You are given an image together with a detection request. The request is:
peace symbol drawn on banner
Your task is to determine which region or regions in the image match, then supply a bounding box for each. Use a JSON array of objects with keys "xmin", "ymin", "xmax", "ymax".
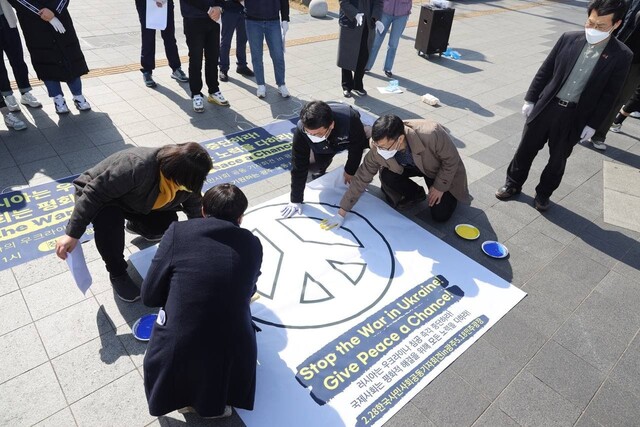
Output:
[{"xmin": 243, "ymin": 202, "xmax": 395, "ymax": 329}]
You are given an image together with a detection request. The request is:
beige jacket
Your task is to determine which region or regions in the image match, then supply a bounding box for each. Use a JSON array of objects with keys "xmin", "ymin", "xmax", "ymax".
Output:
[
  {"xmin": 340, "ymin": 119, "xmax": 471, "ymax": 212},
  {"xmin": 0, "ymin": 0, "xmax": 18, "ymax": 28}
]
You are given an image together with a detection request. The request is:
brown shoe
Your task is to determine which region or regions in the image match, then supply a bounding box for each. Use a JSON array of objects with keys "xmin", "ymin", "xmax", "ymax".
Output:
[
  {"xmin": 495, "ymin": 184, "xmax": 521, "ymax": 200},
  {"xmin": 534, "ymin": 194, "xmax": 550, "ymax": 211}
]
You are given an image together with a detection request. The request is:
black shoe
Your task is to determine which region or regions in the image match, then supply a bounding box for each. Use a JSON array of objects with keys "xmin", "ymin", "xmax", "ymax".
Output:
[
  {"xmin": 342, "ymin": 89, "xmax": 352, "ymax": 98},
  {"xmin": 534, "ymin": 194, "xmax": 550, "ymax": 211},
  {"xmin": 125, "ymin": 221, "xmax": 164, "ymax": 242},
  {"xmin": 352, "ymin": 88, "xmax": 368, "ymax": 96},
  {"xmin": 311, "ymin": 170, "xmax": 326, "ymax": 180},
  {"xmin": 396, "ymin": 187, "xmax": 427, "ymax": 211},
  {"xmin": 219, "ymin": 71, "xmax": 228, "ymax": 82},
  {"xmin": 236, "ymin": 66, "xmax": 255, "ymax": 77},
  {"xmin": 142, "ymin": 71, "xmax": 157, "ymax": 88},
  {"xmin": 384, "ymin": 70, "xmax": 393, "ymax": 78},
  {"xmin": 495, "ymin": 184, "xmax": 521, "ymax": 200},
  {"xmin": 109, "ymin": 273, "xmax": 141, "ymax": 303}
]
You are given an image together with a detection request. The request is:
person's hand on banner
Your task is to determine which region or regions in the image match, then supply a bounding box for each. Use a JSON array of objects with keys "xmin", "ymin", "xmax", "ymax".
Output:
[
  {"xmin": 521, "ymin": 101, "xmax": 534, "ymax": 117},
  {"xmin": 155, "ymin": 0, "xmax": 167, "ymax": 6},
  {"xmin": 355, "ymin": 13, "xmax": 364, "ymax": 26},
  {"xmin": 343, "ymin": 171, "xmax": 353, "ymax": 185},
  {"xmin": 320, "ymin": 210, "xmax": 346, "ymax": 231},
  {"xmin": 281, "ymin": 202, "xmax": 302, "ymax": 218},
  {"xmin": 55, "ymin": 235, "xmax": 79, "ymax": 260},
  {"xmin": 375, "ymin": 20, "xmax": 385, "ymax": 34},
  {"xmin": 49, "ymin": 17, "xmax": 66, "ymax": 33},
  {"xmin": 580, "ymin": 125, "xmax": 595, "ymax": 142},
  {"xmin": 281, "ymin": 20, "xmax": 289, "ymax": 36}
]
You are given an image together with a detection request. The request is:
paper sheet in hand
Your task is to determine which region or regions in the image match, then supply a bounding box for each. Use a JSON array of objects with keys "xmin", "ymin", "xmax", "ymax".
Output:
[
  {"xmin": 145, "ymin": 0, "xmax": 167, "ymax": 30},
  {"xmin": 66, "ymin": 244, "xmax": 92, "ymax": 294}
]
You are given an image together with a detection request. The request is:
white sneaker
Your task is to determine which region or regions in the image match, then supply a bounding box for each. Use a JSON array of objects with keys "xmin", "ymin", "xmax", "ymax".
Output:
[
  {"xmin": 4, "ymin": 95, "xmax": 20, "ymax": 112},
  {"xmin": 53, "ymin": 95, "xmax": 70, "ymax": 114},
  {"xmin": 20, "ymin": 92, "xmax": 42, "ymax": 108},
  {"xmin": 278, "ymin": 85, "xmax": 290, "ymax": 98},
  {"xmin": 73, "ymin": 95, "xmax": 91, "ymax": 111},
  {"xmin": 609, "ymin": 123, "xmax": 622, "ymax": 133},
  {"xmin": 590, "ymin": 139, "xmax": 606, "ymax": 151},
  {"xmin": 629, "ymin": 111, "xmax": 640, "ymax": 118},
  {"xmin": 207, "ymin": 91, "xmax": 229, "ymax": 106},
  {"xmin": 192, "ymin": 94, "xmax": 204, "ymax": 113},
  {"xmin": 4, "ymin": 112, "xmax": 27, "ymax": 130},
  {"xmin": 256, "ymin": 85, "xmax": 266, "ymax": 99}
]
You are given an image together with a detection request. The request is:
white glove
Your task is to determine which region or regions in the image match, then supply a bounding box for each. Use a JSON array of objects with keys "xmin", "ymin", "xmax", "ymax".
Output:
[
  {"xmin": 521, "ymin": 101, "xmax": 534, "ymax": 117},
  {"xmin": 50, "ymin": 17, "xmax": 66, "ymax": 34},
  {"xmin": 375, "ymin": 20, "xmax": 385, "ymax": 34},
  {"xmin": 280, "ymin": 202, "xmax": 302, "ymax": 218},
  {"xmin": 355, "ymin": 13, "xmax": 364, "ymax": 26},
  {"xmin": 580, "ymin": 125, "xmax": 595, "ymax": 142},
  {"xmin": 320, "ymin": 213, "xmax": 345, "ymax": 231},
  {"xmin": 281, "ymin": 20, "xmax": 289, "ymax": 36}
]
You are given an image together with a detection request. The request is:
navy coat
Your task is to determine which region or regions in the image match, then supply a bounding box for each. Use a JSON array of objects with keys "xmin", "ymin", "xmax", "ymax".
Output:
[
  {"xmin": 142, "ymin": 217, "xmax": 263, "ymax": 417},
  {"xmin": 8, "ymin": 0, "xmax": 89, "ymax": 82}
]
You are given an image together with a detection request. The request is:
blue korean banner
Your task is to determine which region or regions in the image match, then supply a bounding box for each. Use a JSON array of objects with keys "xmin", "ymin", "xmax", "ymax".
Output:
[{"xmin": 0, "ymin": 117, "xmax": 298, "ymax": 271}]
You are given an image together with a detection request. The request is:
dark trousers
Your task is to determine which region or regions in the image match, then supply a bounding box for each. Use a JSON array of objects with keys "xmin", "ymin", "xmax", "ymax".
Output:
[
  {"xmin": 0, "ymin": 15, "xmax": 31, "ymax": 94},
  {"xmin": 184, "ymin": 17, "xmax": 220, "ymax": 97},
  {"xmin": 380, "ymin": 165, "xmax": 458, "ymax": 222},
  {"xmin": 341, "ymin": 24, "xmax": 369, "ymax": 91},
  {"xmin": 622, "ymin": 82, "xmax": 640, "ymax": 114},
  {"xmin": 506, "ymin": 103, "xmax": 576, "ymax": 199},
  {"xmin": 219, "ymin": 8, "xmax": 248, "ymax": 72},
  {"xmin": 135, "ymin": 0, "xmax": 181, "ymax": 73},
  {"xmin": 593, "ymin": 63, "xmax": 640, "ymax": 142},
  {"xmin": 93, "ymin": 205, "xmax": 177, "ymax": 277}
]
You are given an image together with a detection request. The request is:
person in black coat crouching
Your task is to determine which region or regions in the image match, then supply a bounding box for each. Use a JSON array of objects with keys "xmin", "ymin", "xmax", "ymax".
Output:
[{"xmin": 142, "ymin": 183, "xmax": 263, "ymax": 419}]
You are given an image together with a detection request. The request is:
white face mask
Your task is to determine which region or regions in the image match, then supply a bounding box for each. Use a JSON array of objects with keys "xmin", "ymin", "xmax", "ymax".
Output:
[
  {"xmin": 585, "ymin": 27, "xmax": 612, "ymax": 45},
  {"xmin": 307, "ymin": 133, "xmax": 326, "ymax": 143},
  {"xmin": 305, "ymin": 127, "xmax": 331, "ymax": 143},
  {"xmin": 377, "ymin": 148, "xmax": 397, "ymax": 160}
]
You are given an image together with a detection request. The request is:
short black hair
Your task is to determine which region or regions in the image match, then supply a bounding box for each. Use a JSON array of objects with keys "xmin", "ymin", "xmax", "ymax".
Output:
[
  {"xmin": 371, "ymin": 115, "xmax": 405, "ymax": 143},
  {"xmin": 588, "ymin": 0, "xmax": 628, "ymax": 24},
  {"xmin": 156, "ymin": 142, "xmax": 213, "ymax": 192},
  {"xmin": 202, "ymin": 183, "xmax": 248, "ymax": 224},
  {"xmin": 300, "ymin": 101, "xmax": 333, "ymax": 130}
]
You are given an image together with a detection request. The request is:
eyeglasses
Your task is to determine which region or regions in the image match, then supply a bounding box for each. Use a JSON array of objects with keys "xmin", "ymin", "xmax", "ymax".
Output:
[
  {"xmin": 374, "ymin": 136, "xmax": 401, "ymax": 151},
  {"xmin": 585, "ymin": 19, "xmax": 613, "ymax": 32}
]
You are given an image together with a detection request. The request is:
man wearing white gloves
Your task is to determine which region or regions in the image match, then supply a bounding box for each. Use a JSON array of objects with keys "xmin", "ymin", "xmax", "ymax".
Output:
[
  {"xmin": 281, "ymin": 100, "xmax": 369, "ymax": 218},
  {"xmin": 496, "ymin": 0, "xmax": 632, "ymax": 211},
  {"xmin": 337, "ymin": 0, "xmax": 383, "ymax": 97},
  {"xmin": 244, "ymin": 0, "xmax": 290, "ymax": 99}
]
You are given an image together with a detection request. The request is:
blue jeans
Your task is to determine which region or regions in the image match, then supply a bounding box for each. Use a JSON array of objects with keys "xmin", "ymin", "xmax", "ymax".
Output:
[
  {"xmin": 366, "ymin": 13, "xmax": 409, "ymax": 72},
  {"xmin": 43, "ymin": 77, "xmax": 82, "ymax": 97},
  {"xmin": 219, "ymin": 7, "xmax": 248, "ymax": 72},
  {"xmin": 245, "ymin": 19, "xmax": 285, "ymax": 86}
]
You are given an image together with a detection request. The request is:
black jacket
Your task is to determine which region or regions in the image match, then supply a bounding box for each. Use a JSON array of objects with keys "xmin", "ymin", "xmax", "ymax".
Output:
[
  {"xmin": 8, "ymin": 0, "xmax": 89, "ymax": 81},
  {"xmin": 142, "ymin": 218, "xmax": 263, "ymax": 416},
  {"xmin": 67, "ymin": 147, "xmax": 203, "ymax": 239},
  {"xmin": 180, "ymin": 0, "xmax": 224, "ymax": 19},
  {"xmin": 525, "ymin": 31, "xmax": 633, "ymax": 139},
  {"xmin": 244, "ymin": 0, "xmax": 289, "ymax": 21},
  {"xmin": 290, "ymin": 103, "xmax": 368, "ymax": 203}
]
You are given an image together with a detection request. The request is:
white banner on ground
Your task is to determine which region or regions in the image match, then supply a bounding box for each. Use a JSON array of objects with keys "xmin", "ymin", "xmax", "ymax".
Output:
[{"xmin": 130, "ymin": 169, "xmax": 526, "ymax": 427}]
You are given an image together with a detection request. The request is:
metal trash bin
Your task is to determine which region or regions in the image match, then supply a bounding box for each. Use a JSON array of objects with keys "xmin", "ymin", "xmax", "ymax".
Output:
[{"xmin": 414, "ymin": 4, "xmax": 455, "ymax": 57}]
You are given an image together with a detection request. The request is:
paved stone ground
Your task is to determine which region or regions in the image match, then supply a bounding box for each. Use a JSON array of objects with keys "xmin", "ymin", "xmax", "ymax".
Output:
[{"xmin": 2, "ymin": 0, "xmax": 640, "ymax": 426}]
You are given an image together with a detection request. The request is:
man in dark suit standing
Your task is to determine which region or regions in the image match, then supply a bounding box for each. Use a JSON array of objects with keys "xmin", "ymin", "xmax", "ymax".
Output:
[{"xmin": 495, "ymin": 0, "xmax": 633, "ymax": 211}]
